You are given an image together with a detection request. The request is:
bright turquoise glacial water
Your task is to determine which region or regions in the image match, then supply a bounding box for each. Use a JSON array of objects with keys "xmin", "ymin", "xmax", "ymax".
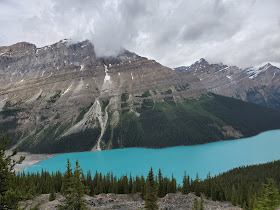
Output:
[{"xmin": 25, "ymin": 130, "xmax": 280, "ymax": 182}]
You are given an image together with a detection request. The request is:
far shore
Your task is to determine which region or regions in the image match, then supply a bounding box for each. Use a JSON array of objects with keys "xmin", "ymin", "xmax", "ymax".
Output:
[
  {"xmin": 8, "ymin": 129, "xmax": 280, "ymax": 173},
  {"xmin": 7, "ymin": 151, "xmax": 58, "ymax": 173}
]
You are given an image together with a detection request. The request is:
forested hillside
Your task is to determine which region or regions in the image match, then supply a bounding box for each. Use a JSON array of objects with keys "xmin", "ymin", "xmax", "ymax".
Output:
[{"xmin": 106, "ymin": 93, "xmax": 280, "ymax": 149}]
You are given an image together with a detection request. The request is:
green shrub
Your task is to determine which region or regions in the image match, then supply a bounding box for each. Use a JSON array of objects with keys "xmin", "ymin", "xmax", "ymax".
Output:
[{"xmin": 48, "ymin": 90, "xmax": 62, "ymax": 103}]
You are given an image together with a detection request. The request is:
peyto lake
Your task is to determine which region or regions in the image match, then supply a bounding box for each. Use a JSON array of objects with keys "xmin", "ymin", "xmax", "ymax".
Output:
[{"xmin": 25, "ymin": 130, "xmax": 280, "ymax": 182}]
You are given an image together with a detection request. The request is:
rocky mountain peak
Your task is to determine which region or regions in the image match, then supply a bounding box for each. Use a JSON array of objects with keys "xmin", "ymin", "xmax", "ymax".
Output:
[
  {"xmin": 188, "ymin": 58, "xmax": 210, "ymax": 70},
  {"xmin": 101, "ymin": 49, "xmax": 143, "ymax": 67},
  {"xmin": 0, "ymin": 42, "xmax": 36, "ymax": 57},
  {"xmin": 196, "ymin": 58, "xmax": 209, "ymax": 66},
  {"xmin": 246, "ymin": 63, "xmax": 276, "ymax": 79},
  {"xmin": 173, "ymin": 58, "xmax": 210, "ymax": 72},
  {"xmin": 260, "ymin": 63, "xmax": 272, "ymax": 70}
]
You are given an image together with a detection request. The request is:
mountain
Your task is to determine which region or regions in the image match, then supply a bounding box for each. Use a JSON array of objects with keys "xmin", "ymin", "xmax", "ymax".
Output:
[
  {"xmin": 1, "ymin": 40, "xmax": 280, "ymax": 153},
  {"xmin": 175, "ymin": 59, "xmax": 280, "ymax": 111},
  {"xmin": 175, "ymin": 58, "xmax": 209, "ymax": 72}
]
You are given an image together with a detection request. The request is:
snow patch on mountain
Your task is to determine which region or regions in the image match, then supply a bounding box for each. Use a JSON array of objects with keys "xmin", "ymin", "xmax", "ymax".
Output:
[
  {"xmin": 62, "ymin": 82, "xmax": 74, "ymax": 96},
  {"xmin": 104, "ymin": 64, "xmax": 110, "ymax": 82},
  {"xmin": 246, "ymin": 63, "xmax": 272, "ymax": 79}
]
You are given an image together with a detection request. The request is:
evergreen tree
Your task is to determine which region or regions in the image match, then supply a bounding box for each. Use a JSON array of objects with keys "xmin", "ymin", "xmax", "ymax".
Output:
[
  {"xmin": 167, "ymin": 173, "xmax": 176, "ymax": 193},
  {"xmin": 192, "ymin": 198, "xmax": 199, "ymax": 210},
  {"xmin": 122, "ymin": 175, "xmax": 129, "ymax": 194},
  {"xmin": 129, "ymin": 174, "xmax": 133, "ymax": 193},
  {"xmin": 193, "ymin": 173, "xmax": 200, "ymax": 196},
  {"xmin": 252, "ymin": 194, "xmax": 258, "ymax": 210},
  {"xmin": 49, "ymin": 176, "xmax": 56, "ymax": 201},
  {"xmin": 60, "ymin": 159, "xmax": 88, "ymax": 210},
  {"xmin": 157, "ymin": 169, "xmax": 164, "ymax": 197},
  {"xmin": 205, "ymin": 172, "xmax": 211, "ymax": 197},
  {"xmin": 49, "ymin": 191, "xmax": 56, "ymax": 201},
  {"xmin": 182, "ymin": 171, "xmax": 190, "ymax": 194},
  {"xmin": 199, "ymin": 195, "xmax": 204, "ymax": 210},
  {"xmin": 140, "ymin": 175, "xmax": 146, "ymax": 198},
  {"xmin": 61, "ymin": 159, "xmax": 72, "ymax": 195},
  {"xmin": 256, "ymin": 178, "xmax": 280, "ymax": 210},
  {"xmin": 0, "ymin": 129, "xmax": 25, "ymax": 209},
  {"xmin": 231, "ymin": 185, "xmax": 238, "ymax": 206},
  {"xmin": 145, "ymin": 168, "xmax": 158, "ymax": 210},
  {"xmin": 242, "ymin": 201, "xmax": 247, "ymax": 210}
]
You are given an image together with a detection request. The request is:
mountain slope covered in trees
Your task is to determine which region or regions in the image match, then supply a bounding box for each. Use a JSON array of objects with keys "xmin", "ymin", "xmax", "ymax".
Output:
[{"xmin": 14, "ymin": 93, "xmax": 280, "ymax": 153}]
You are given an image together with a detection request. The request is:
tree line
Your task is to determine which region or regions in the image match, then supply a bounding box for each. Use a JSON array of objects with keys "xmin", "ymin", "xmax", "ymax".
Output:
[
  {"xmin": 3, "ymin": 160, "xmax": 280, "ymax": 209},
  {"xmin": 1, "ymin": 130, "xmax": 280, "ymax": 209}
]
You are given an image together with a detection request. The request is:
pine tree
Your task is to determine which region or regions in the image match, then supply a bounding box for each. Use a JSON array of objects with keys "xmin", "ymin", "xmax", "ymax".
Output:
[
  {"xmin": 231, "ymin": 185, "xmax": 238, "ymax": 206},
  {"xmin": 49, "ymin": 191, "xmax": 56, "ymax": 201},
  {"xmin": 0, "ymin": 129, "xmax": 25, "ymax": 209},
  {"xmin": 71, "ymin": 159, "xmax": 88, "ymax": 209},
  {"xmin": 182, "ymin": 171, "xmax": 190, "ymax": 194},
  {"xmin": 140, "ymin": 175, "xmax": 146, "ymax": 198},
  {"xmin": 157, "ymin": 169, "xmax": 164, "ymax": 197},
  {"xmin": 61, "ymin": 159, "xmax": 72, "ymax": 195},
  {"xmin": 252, "ymin": 194, "xmax": 258, "ymax": 210},
  {"xmin": 199, "ymin": 195, "xmax": 204, "ymax": 210},
  {"xmin": 129, "ymin": 174, "xmax": 133, "ymax": 193},
  {"xmin": 145, "ymin": 168, "xmax": 158, "ymax": 210},
  {"xmin": 242, "ymin": 200, "xmax": 248, "ymax": 210},
  {"xmin": 49, "ymin": 176, "xmax": 56, "ymax": 201},
  {"xmin": 122, "ymin": 175, "xmax": 129, "ymax": 194},
  {"xmin": 167, "ymin": 173, "xmax": 176, "ymax": 193},
  {"xmin": 192, "ymin": 198, "xmax": 199, "ymax": 210},
  {"xmin": 205, "ymin": 172, "xmax": 211, "ymax": 197},
  {"xmin": 60, "ymin": 159, "xmax": 88, "ymax": 210},
  {"xmin": 193, "ymin": 173, "xmax": 200, "ymax": 196},
  {"xmin": 256, "ymin": 178, "xmax": 280, "ymax": 210}
]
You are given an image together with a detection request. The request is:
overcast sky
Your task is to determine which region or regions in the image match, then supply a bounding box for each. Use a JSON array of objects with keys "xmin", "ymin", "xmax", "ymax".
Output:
[{"xmin": 0, "ymin": 0, "xmax": 280, "ymax": 68}]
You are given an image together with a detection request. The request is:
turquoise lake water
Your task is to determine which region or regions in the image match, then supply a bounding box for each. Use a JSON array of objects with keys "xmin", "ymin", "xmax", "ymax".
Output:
[{"xmin": 25, "ymin": 130, "xmax": 280, "ymax": 182}]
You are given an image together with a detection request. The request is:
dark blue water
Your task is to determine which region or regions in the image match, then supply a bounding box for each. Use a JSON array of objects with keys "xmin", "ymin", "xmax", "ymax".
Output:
[{"xmin": 25, "ymin": 130, "xmax": 280, "ymax": 182}]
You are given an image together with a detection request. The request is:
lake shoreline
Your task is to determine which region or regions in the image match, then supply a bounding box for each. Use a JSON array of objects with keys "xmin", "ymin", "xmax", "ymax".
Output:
[
  {"xmin": 7, "ymin": 151, "xmax": 59, "ymax": 173},
  {"xmin": 12, "ymin": 129, "xmax": 280, "ymax": 173}
]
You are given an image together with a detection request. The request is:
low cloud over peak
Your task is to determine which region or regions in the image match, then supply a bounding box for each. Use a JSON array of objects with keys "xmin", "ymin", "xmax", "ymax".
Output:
[{"xmin": 0, "ymin": 0, "xmax": 279, "ymax": 68}]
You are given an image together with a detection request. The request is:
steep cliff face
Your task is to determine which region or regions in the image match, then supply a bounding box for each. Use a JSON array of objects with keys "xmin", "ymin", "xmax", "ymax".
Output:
[
  {"xmin": 0, "ymin": 40, "xmax": 206, "ymax": 153},
  {"xmin": 175, "ymin": 59, "xmax": 280, "ymax": 110},
  {"xmin": 1, "ymin": 40, "xmax": 280, "ymax": 153}
]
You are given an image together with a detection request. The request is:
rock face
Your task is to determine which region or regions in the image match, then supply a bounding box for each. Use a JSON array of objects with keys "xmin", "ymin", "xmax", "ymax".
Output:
[
  {"xmin": 19, "ymin": 192, "xmax": 241, "ymax": 210},
  {"xmin": 0, "ymin": 40, "xmax": 205, "ymax": 152},
  {"xmin": 175, "ymin": 59, "xmax": 280, "ymax": 111}
]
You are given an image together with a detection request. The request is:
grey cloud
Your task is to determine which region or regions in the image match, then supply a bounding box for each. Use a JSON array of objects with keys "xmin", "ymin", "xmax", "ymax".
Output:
[{"xmin": 0, "ymin": 0, "xmax": 279, "ymax": 68}]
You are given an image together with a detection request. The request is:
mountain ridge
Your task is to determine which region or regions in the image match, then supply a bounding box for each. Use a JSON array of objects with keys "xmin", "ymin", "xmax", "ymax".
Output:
[
  {"xmin": 175, "ymin": 58, "xmax": 280, "ymax": 111},
  {"xmin": 1, "ymin": 40, "xmax": 280, "ymax": 153}
]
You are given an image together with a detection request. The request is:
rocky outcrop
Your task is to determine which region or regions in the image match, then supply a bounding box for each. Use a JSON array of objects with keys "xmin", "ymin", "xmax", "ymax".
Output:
[{"xmin": 19, "ymin": 192, "xmax": 241, "ymax": 210}]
